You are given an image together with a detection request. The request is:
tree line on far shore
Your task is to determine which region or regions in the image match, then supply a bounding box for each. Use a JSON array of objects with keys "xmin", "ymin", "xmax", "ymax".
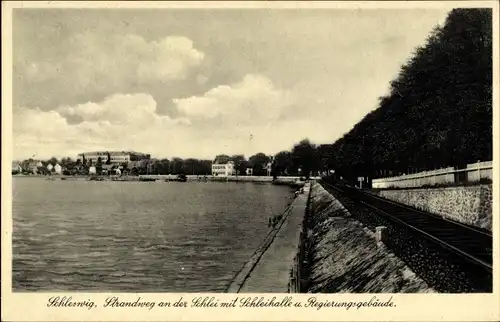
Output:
[{"xmin": 15, "ymin": 141, "xmax": 319, "ymax": 177}]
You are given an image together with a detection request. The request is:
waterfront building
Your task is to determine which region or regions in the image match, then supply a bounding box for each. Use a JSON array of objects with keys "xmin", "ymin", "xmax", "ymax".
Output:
[
  {"xmin": 246, "ymin": 168, "xmax": 253, "ymax": 176},
  {"xmin": 76, "ymin": 151, "xmax": 149, "ymax": 165},
  {"xmin": 46, "ymin": 164, "xmax": 53, "ymax": 172},
  {"xmin": 212, "ymin": 161, "xmax": 236, "ymax": 176},
  {"xmin": 21, "ymin": 160, "xmax": 42, "ymax": 174},
  {"xmin": 54, "ymin": 164, "xmax": 62, "ymax": 175},
  {"xmin": 89, "ymin": 166, "xmax": 97, "ymax": 175}
]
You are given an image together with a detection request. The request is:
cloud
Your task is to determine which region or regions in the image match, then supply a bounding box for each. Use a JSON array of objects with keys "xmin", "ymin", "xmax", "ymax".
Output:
[
  {"xmin": 132, "ymin": 36, "xmax": 205, "ymax": 82},
  {"xmin": 13, "ymin": 93, "xmax": 192, "ymax": 160},
  {"xmin": 13, "ymin": 76, "xmax": 330, "ymax": 161},
  {"xmin": 165, "ymin": 74, "xmax": 337, "ymax": 157},
  {"xmin": 173, "ymin": 74, "xmax": 294, "ymax": 123},
  {"xmin": 18, "ymin": 33, "xmax": 204, "ymax": 95},
  {"xmin": 13, "ymin": 9, "xmax": 451, "ymax": 161},
  {"xmin": 58, "ymin": 93, "xmax": 162, "ymax": 127}
]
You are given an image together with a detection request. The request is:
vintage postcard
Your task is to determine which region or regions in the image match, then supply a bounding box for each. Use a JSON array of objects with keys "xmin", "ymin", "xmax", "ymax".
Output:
[{"xmin": 1, "ymin": 1, "xmax": 499, "ymax": 321}]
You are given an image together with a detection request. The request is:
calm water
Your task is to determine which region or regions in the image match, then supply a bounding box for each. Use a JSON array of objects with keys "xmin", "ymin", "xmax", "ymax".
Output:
[{"xmin": 12, "ymin": 178, "xmax": 293, "ymax": 292}]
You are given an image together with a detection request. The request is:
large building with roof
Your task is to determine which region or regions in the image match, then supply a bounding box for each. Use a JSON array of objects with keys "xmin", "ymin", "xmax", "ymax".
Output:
[
  {"xmin": 76, "ymin": 151, "xmax": 150, "ymax": 165},
  {"xmin": 212, "ymin": 160, "xmax": 236, "ymax": 177}
]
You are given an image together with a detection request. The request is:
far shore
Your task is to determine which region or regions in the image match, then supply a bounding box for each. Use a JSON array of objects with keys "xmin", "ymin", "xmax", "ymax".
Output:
[{"xmin": 12, "ymin": 174, "xmax": 315, "ymax": 186}]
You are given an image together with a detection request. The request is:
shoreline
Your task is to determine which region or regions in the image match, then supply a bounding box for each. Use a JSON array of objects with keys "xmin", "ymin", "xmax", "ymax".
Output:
[
  {"xmin": 226, "ymin": 182, "xmax": 311, "ymax": 292},
  {"xmin": 11, "ymin": 174, "xmax": 312, "ymax": 186}
]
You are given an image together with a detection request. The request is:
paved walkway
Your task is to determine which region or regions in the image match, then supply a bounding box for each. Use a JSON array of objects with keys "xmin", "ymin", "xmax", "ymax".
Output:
[{"xmin": 237, "ymin": 184, "xmax": 309, "ymax": 293}]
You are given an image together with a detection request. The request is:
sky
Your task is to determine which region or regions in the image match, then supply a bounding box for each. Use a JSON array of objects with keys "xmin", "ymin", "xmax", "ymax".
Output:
[{"xmin": 12, "ymin": 8, "xmax": 451, "ymax": 160}]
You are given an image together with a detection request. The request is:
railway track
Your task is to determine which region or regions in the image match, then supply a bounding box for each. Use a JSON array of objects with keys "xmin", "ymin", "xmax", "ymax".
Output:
[{"xmin": 321, "ymin": 181, "xmax": 492, "ymax": 291}]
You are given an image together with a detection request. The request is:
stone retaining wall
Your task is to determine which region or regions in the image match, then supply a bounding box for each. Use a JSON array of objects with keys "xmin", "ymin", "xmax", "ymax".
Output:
[{"xmin": 375, "ymin": 185, "xmax": 492, "ymax": 231}]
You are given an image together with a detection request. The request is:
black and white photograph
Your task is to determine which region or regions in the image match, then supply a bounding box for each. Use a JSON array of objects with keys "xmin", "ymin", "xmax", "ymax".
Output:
[{"xmin": 2, "ymin": 1, "xmax": 498, "ymax": 318}]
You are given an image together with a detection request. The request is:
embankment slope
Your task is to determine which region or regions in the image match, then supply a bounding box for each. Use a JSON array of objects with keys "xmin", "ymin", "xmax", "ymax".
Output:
[{"xmin": 305, "ymin": 182, "xmax": 434, "ymax": 293}]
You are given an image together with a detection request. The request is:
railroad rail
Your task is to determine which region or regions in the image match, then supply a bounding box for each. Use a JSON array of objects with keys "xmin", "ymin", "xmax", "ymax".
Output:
[{"xmin": 321, "ymin": 181, "xmax": 492, "ymax": 274}]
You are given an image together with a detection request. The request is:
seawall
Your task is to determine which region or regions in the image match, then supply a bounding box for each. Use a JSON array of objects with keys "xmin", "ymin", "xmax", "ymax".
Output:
[
  {"xmin": 226, "ymin": 183, "xmax": 310, "ymax": 292},
  {"xmin": 293, "ymin": 182, "xmax": 433, "ymax": 293},
  {"xmin": 373, "ymin": 185, "xmax": 492, "ymax": 231},
  {"xmin": 134, "ymin": 174, "xmax": 317, "ymax": 185},
  {"xmin": 15, "ymin": 174, "xmax": 313, "ymax": 186}
]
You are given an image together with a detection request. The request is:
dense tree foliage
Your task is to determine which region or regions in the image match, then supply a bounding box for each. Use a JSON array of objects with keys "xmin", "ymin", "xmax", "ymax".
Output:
[
  {"xmin": 291, "ymin": 139, "xmax": 318, "ymax": 178},
  {"xmin": 248, "ymin": 153, "xmax": 270, "ymax": 175},
  {"xmin": 230, "ymin": 155, "xmax": 249, "ymax": 175},
  {"xmin": 273, "ymin": 151, "xmax": 293, "ymax": 176}
]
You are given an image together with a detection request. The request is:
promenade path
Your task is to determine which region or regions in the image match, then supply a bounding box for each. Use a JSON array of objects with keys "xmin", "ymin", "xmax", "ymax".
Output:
[{"xmin": 227, "ymin": 183, "xmax": 309, "ymax": 293}]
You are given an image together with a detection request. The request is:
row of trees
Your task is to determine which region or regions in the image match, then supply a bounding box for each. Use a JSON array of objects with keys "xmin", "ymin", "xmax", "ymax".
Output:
[
  {"xmin": 271, "ymin": 139, "xmax": 319, "ymax": 178},
  {"xmin": 17, "ymin": 157, "xmax": 211, "ymax": 176},
  {"xmin": 16, "ymin": 143, "xmax": 323, "ymax": 177},
  {"xmin": 212, "ymin": 153, "xmax": 271, "ymax": 176},
  {"xmin": 212, "ymin": 145, "xmax": 323, "ymax": 178}
]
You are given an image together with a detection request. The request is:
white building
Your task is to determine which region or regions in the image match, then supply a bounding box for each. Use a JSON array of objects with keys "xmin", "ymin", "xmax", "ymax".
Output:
[
  {"xmin": 212, "ymin": 161, "xmax": 236, "ymax": 176},
  {"xmin": 54, "ymin": 164, "xmax": 62, "ymax": 175},
  {"xmin": 46, "ymin": 164, "xmax": 53, "ymax": 172},
  {"xmin": 89, "ymin": 166, "xmax": 97, "ymax": 175}
]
